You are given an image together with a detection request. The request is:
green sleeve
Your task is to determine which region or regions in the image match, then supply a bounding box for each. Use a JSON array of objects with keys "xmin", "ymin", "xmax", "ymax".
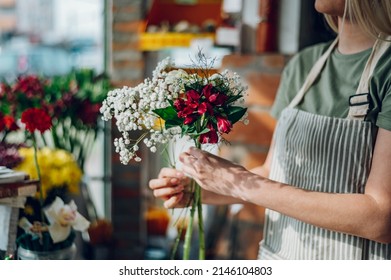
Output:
[
  {"xmin": 270, "ymin": 56, "xmax": 299, "ymax": 120},
  {"xmin": 269, "ymin": 41, "xmax": 334, "ymax": 120},
  {"xmin": 371, "ymin": 48, "xmax": 391, "ymax": 132},
  {"xmin": 376, "ymin": 86, "xmax": 391, "ymax": 131}
]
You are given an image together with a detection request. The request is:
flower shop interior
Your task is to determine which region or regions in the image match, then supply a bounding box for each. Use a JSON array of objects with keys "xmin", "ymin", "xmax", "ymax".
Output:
[{"xmin": 0, "ymin": 0, "xmax": 334, "ymax": 260}]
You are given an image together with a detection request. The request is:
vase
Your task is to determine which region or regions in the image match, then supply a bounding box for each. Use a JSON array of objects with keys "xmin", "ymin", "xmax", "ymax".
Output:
[{"xmin": 17, "ymin": 243, "xmax": 77, "ymax": 260}]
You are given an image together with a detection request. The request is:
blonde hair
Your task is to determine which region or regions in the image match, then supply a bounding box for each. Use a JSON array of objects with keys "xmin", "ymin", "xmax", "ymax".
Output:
[{"xmin": 324, "ymin": 0, "xmax": 391, "ymax": 39}]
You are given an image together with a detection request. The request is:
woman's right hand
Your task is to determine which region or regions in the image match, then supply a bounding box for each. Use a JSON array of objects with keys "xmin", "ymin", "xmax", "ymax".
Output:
[{"xmin": 148, "ymin": 167, "xmax": 191, "ymax": 208}]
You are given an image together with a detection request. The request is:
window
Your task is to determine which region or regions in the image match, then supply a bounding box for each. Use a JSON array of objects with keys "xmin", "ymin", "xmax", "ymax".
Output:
[{"xmin": 0, "ymin": 0, "xmax": 107, "ymax": 219}]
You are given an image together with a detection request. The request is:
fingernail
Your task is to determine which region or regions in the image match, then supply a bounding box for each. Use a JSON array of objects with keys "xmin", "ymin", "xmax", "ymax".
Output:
[{"xmin": 170, "ymin": 178, "xmax": 178, "ymax": 184}]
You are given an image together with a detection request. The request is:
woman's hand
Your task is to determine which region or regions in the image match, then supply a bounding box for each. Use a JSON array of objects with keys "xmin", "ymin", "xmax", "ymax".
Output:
[
  {"xmin": 148, "ymin": 167, "xmax": 192, "ymax": 208},
  {"xmin": 179, "ymin": 147, "xmax": 248, "ymax": 199}
]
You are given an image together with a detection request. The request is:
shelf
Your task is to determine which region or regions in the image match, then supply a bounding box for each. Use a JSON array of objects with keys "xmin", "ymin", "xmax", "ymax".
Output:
[
  {"xmin": 140, "ymin": 0, "xmax": 222, "ymax": 51},
  {"xmin": 139, "ymin": 32, "xmax": 215, "ymax": 51}
]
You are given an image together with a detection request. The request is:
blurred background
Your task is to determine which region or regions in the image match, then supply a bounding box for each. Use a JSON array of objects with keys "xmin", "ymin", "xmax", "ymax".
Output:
[
  {"xmin": 0, "ymin": 0, "xmax": 104, "ymax": 78},
  {"xmin": 0, "ymin": 0, "xmax": 334, "ymax": 260}
]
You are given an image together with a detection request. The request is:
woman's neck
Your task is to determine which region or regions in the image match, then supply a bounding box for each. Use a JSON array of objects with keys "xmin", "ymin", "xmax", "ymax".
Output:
[{"xmin": 337, "ymin": 18, "xmax": 376, "ymax": 54}]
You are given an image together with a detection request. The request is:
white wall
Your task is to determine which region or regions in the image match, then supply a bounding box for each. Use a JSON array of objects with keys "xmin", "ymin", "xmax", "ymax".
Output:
[{"xmin": 277, "ymin": 0, "xmax": 302, "ymax": 54}]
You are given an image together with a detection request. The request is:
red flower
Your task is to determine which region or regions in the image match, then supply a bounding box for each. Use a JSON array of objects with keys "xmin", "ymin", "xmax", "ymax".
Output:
[
  {"xmin": 12, "ymin": 76, "xmax": 45, "ymax": 99},
  {"xmin": 47, "ymin": 92, "xmax": 74, "ymax": 118},
  {"xmin": 174, "ymin": 99, "xmax": 185, "ymax": 111},
  {"xmin": 196, "ymin": 101, "xmax": 214, "ymax": 116},
  {"xmin": 4, "ymin": 115, "xmax": 19, "ymax": 131},
  {"xmin": 216, "ymin": 116, "xmax": 232, "ymax": 134},
  {"xmin": 184, "ymin": 114, "xmax": 198, "ymax": 125},
  {"xmin": 0, "ymin": 83, "xmax": 10, "ymax": 99},
  {"xmin": 199, "ymin": 123, "xmax": 218, "ymax": 144},
  {"xmin": 79, "ymin": 100, "xmax": 101, "ymax": 126},
  {"xmin": 173, "ymin": 85, "xmax": 231, "ymax": 133},
  {"xmin": 186, "ymin": 89, "xmax": 201, "ymax": 102},
  {"xmin": 21, "ymin": 108, "xmax": 52, "ymax": 133},
  {"xmin": 203, "ymin": 84, "xmax": 228, "ymax": 106},
  {"xmin": 175, "ymin": 92, "xmax": 200, "ymax": 121},
  {"xmin": 175, "ymin": 87, "xmax": 216, "ymax": 123}
]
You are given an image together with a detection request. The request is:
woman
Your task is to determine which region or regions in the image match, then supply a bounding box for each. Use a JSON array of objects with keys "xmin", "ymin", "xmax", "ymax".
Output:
[{"xmin": 149, "ymin": 0, "xmax": 391, "ymax": 259}]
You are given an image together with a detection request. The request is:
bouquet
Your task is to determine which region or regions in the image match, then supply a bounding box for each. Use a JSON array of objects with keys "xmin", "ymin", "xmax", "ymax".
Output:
[{"xmin": 100, "ymin": 52, "xmax": 248, "ymax": 259}]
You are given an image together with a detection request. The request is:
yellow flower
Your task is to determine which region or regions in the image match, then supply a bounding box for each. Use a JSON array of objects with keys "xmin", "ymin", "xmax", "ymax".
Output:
[
  {"xmin": 153, "ymin": 117, "xmax": 165, "ymax": 130},
  {"xmin": 14, "ymin": 147, "xmax": 83, "ymax": 199}
]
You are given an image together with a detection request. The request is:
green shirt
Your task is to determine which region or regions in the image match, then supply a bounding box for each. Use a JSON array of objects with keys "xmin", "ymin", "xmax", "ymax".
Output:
[{"xmin": 271, "ymin": 40, "xmax": 391, "ymax": 131}]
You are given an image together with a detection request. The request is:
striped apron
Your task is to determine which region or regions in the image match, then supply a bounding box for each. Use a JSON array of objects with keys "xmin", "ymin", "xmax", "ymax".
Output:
[{"xmin": 258, "ymin": 38, "xmax": 391, "ymax": 260}]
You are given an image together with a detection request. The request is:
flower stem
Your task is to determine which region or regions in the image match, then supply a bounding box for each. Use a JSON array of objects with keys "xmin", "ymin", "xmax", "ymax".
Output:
[
  {"xmin": 182, "ymin": 179, "xmax": 196, "ymax": 260},
  {"xmin": 32, "ymin": 133, "xmax": 44, "ymax": 223},
  {"xmin": 1, "ymin": 131, "xmax": 8, "ymax": 143},
  {"xmin": 182, "ymin": 140, "xmax": 205, "ymax": 260},
  {"xmin": 194, "ymin": 140, "xmax": 205, "ymax": 260},
  {"xmin": 196, "ymin": 183, "xmax": 205, "ymax": 259}
]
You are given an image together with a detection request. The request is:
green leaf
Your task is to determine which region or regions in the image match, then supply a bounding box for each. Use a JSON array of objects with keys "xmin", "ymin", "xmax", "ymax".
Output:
[
  {"xmin": 194, "ymin": 127, "xmax": 210, "ymax": 135},
  {"xmin": 227, "ymin": 107, "xmax": 247, "ymax": 124},
  {"xmin": 181, "ymin": 125, "xmax": 190, "ymax": 136},
  {"xmin": 153, "ymin": 106, "xmax": 178, "ymax": 121},
  {"xmin": 226, "ymin": 95, "xmax": 243, "ymax": 104},
  {"xmin": 184, "ymin": 85, "xmax": 191, "ymax": 92},
  {"xmin": 165, "ymin": 118, "xmax": 183, "ymax": 129}
]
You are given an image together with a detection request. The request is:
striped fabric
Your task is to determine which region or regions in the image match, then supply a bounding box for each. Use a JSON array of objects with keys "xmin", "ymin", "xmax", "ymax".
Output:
[
  {"xmin": 258, "ymin": 108, "xmax": 391, "ymax": 259},
  {"xmin": 258, "ymin": 37, "xmax": 391, "ymax": 260}
]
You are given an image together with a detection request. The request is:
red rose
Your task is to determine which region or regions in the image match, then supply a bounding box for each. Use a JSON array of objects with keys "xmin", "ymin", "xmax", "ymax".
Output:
[
  {"xmin": 21, "ymin": 108, "xmax": 52, "ymax": 133},
  {"xmin": 216, "ymin": 116, "xmax": 232, "ymax": 134}
]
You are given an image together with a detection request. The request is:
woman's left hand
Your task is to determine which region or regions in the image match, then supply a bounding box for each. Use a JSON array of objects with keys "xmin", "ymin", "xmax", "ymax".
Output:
[{"xmin": 179, "ymin": 147, "xmax": 247, "ymax": 198}]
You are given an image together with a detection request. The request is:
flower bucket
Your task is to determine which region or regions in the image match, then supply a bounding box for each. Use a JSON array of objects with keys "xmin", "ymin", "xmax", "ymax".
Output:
[{"xmin": 17, "ymin": 243, "xmax": 77, "ymax": 260}]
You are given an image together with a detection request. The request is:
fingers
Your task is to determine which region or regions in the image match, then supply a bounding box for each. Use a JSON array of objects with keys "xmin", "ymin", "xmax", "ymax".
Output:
[
  {"xmin": 150, "ymin": 167, "xmax": 185, "ymax": 192},
  {"xmin": 149, "ymin": 176, "xmax": 174, "ymax": 190},
  {"xmin": 149, "ymin": 171, "xmax": 189, "ymax": 191},
  {"xmin": 152, "ymin": 184, "xmax": 184, "ymax": 199},
  {"xmin": 149, "ymin": 167, "xmax": 190, "ymax": 209},
  {"xmin": 158, "ymin": 167, "xmax": 185, "ymax": 179},
  {"xmin": 163, "ymin": 192, "xmax": 184, "ymax": 208}
]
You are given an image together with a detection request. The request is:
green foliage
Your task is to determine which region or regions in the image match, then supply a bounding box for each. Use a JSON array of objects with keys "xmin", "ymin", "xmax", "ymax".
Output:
[{"xmin": 0, "ymin": 69, "xmax": 111, "ymax": 169}]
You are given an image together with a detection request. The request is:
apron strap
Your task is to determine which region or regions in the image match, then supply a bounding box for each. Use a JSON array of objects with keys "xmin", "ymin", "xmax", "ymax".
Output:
[
  {"xmin": 288, "ymin": 36, "xmax": 390, "ymax": 121},
  {"xmin": 288, "ymin": 38, "xmax": 339, "ymax": 108},
  {"xmin": 347, "ymin": 37, "xmax": 391, "ymax": 120}
]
